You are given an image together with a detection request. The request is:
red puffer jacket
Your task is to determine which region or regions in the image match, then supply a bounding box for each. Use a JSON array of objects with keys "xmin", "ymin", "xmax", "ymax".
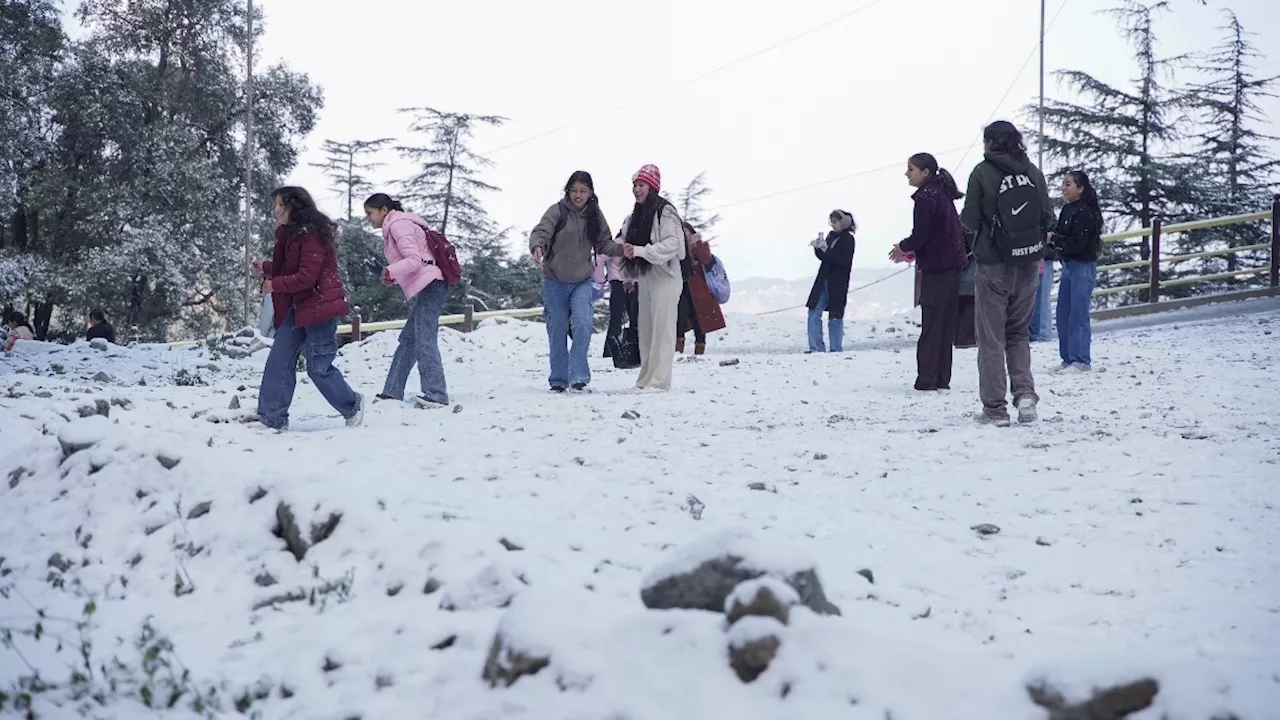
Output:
[{"xmin": 263, "ymin": 225, "xmax": 350, "ymax": 328}]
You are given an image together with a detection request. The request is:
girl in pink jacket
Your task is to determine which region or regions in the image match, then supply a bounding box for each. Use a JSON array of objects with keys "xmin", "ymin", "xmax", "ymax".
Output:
[{"xmin": 363, "ymin": 193, "xmax": 450, "ymax": 409}]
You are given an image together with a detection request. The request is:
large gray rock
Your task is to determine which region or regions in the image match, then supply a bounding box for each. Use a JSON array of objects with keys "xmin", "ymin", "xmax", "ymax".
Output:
[{"xmin": 640, "ymin": 529, "xmax": 831, "ymax": 615}]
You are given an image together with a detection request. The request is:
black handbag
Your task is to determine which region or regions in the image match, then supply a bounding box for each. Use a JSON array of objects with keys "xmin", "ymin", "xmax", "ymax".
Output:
[{"xmin": 610, "ymin": 327, "xmax": 641, "ymax": 369}]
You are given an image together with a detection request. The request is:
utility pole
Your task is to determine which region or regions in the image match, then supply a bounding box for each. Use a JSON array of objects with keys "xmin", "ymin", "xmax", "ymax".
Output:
[
  {"xmin": 243, "ymin": 0, "xmax": 255, "ymax": 325},
  {"xmin": 1034, "ymin": 0, "xmax": 1044, "ymax": 167}
]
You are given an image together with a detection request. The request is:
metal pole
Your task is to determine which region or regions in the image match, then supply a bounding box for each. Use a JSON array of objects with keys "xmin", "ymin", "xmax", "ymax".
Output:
[
  {"xmin": 243, "ymin": 0, "xmax": 255, "ymax": 325},
  {"xmin": 1038, "ymin": 0, "xmax": 1045, "ymax": 169}
]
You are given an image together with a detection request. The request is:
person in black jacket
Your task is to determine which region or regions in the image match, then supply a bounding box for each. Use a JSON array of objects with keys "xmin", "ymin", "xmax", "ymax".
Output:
[
  {"xmin": 85, "ymin": 308, "xmax": 116, "ymax": 344},
  {"xmin": 805, "ymin": 209, "xmax": 856, "ymax": 352},
  {"xmin": 1048, "ymin": 170, "xmax": 1102, "ymax": 372}
]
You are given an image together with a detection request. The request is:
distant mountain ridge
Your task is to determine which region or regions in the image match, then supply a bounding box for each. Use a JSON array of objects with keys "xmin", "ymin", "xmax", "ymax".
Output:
[{"xmin": 728, "ymin": 267, "xmax": 916, "ymax": 319}]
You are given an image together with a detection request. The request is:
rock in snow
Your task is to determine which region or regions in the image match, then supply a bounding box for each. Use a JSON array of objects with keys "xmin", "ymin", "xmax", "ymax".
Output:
[{"xmin": 640, "ymin": 528, "xmax": 833, "ymax": 615}]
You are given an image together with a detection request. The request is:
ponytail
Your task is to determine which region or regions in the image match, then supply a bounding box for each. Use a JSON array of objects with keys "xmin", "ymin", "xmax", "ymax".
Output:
[
  {"xmin": 908, "ymin": 153, "xmax": 964, "ymax": 200},
  {"xmin": 364, "ymin": 193, "xmax": 404, "ymax": 213},
  {"xmin": 936, "ymin": 168, "xmax": 964, "ymax": 200}
]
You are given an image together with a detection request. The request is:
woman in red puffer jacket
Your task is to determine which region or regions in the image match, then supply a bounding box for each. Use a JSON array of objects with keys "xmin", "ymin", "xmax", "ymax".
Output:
[{"xmin": 251, "ymin": 186, "xmax": 364, "ymax": 432}]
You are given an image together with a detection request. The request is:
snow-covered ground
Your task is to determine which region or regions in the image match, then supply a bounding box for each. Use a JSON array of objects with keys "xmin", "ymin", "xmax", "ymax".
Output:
[{"xmin": 2, "ymin": 302, "xmax": 1278, "ymax": 719}]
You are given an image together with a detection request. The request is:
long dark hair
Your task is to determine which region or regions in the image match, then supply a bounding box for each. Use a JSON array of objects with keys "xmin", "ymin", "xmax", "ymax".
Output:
[
  {"xmin": 623, "ymin": 191, "xmax": 668, "ymax": 275},
  {"xmin": 6, "ymin": 311, "xmax": 31, "ymax": 330},
  {"xmin": 563, "ymin": 171, "xmax": 602, "ymax": 245},
  {"xmin": 272, "ymin": 186, "xmax": 335, "ymax": 244},
  {"xmin": 908, "ymin": 153, "xmax": 964, "ymax": 200},
  {"xmin": 983, "ymin": 120, "xmax": 1028, "ymax": 160},
  {"xmin": 1065, "ymin": 170, "xmax": 1101, "ymax": 215},
  {"xmin": 364, "ymin": 193, "xmax": 405, "ymax": 213}
]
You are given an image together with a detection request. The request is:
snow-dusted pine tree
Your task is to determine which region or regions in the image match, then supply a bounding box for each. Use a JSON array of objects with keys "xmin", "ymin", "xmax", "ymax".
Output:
[
  {"xmin": 677, "ymin": 172, "xmax": 723, "ymax": 240},
  {"xmin": 397, "ymin": 107, "xmax": 538, "ymax": 314},
  {"xmin": 311, "ymin": 138, "xmax": 393, "ymax": 221},
  {"xmin": 1177, "ymin": 10, "xmax": 1279, "ymax": 294},
  {"xmin": 1027, "ymin": 0, "xmax": 1200, "ymax": 304},
  {"xmin": 1, "ymin": 0, "xmax": 322, "ymax": 339}
]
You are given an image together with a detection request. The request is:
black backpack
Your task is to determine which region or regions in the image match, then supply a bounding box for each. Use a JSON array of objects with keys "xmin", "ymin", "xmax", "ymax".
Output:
[{"xmin": 990, "ymin": 170, "xmax": 1045, "ymax": 263}]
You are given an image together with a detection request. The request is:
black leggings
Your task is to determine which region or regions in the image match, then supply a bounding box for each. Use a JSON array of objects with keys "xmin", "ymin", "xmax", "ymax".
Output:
[{"xmin": 608, "ymin": 280, "xmax": 638, "ymax": 337}]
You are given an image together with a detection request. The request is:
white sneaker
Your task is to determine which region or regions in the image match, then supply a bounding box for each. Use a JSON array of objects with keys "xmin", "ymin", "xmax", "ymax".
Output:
[
  {"xmin": 1016, "ymin": 396, "xmax": 1038, "ymax": 423},
  {"xmin": 345, "ymin": 394, "xmax": 365, "ymax": 427},
  {"xmin": 413, "ymin": 396, "xmax": 448, "ymax": 410}
]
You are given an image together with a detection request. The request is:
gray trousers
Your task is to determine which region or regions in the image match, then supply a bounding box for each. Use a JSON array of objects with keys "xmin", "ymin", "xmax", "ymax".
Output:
[{"xmin": 975, "ymin": 262, "xmax": 1040, "ymax": 410}]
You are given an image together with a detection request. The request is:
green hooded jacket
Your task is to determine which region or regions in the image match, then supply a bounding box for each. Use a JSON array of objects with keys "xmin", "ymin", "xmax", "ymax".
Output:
[{"xmin": 960, "ymin": 151, "xmax": 1056, "ymax": 265}]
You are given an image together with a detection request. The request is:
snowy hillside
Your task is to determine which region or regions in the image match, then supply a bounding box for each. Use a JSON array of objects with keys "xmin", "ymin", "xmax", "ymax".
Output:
[
  {"xmin": 725, "ymin": 267, "xmax": 916, "ymax": 318},
  {"xmin": 2, "ymin": 304, "xmax": 1279, "ymax": 719}
]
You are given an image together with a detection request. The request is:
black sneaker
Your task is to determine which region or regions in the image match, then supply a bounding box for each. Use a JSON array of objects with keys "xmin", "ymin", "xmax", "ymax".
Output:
[
  {"xmin": 570, "ymin": 383, "xmax": 590, "ymax": 393},
  {"xmin": 550, "ymin": 386, "xmax": 566, "ymax": 394}
]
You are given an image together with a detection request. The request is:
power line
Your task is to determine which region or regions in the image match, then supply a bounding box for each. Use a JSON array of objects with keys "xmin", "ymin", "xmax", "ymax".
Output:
[
  {"xmin": 957, "ymin": 0, "xmax": 1070, "ymax": 168},
  {"xmin": 480, "ymin": 0, "xmax": 891, "ymax": 156},
  {"xmin": 746, "ymin": 0, "xmax": 1071, "ymax": 318},
  {"xmin": 718, "ymin": 0, "xmax": 1071, "ymax": 217}
]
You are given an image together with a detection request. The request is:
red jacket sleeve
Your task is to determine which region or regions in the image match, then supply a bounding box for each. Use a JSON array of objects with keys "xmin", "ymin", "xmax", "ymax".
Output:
[{"xmin": 270, "ymin": 236, "xmax": 325, "ymax": 294}]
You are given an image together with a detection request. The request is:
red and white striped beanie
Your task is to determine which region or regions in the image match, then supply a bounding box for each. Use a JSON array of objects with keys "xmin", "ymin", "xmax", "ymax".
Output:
[{"xmin": 632, "ymin": 164, "xmax": 661, "ymax": 193}]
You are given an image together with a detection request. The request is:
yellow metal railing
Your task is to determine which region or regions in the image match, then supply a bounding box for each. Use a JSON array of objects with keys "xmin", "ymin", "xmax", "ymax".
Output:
[{"xmin": 1052, "ymin": 200, "xmax": 1278, "ymax": 304}]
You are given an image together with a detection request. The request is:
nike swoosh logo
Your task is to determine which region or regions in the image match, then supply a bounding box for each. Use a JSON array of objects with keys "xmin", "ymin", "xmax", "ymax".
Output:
[{"xmin": 1011, "ymin": 202, "xmax": 1030, "ymax": 215}]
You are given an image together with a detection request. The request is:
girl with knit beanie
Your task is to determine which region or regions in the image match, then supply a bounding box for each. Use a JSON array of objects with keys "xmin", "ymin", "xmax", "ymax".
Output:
[{"xmin": 618, "ymin": 164, "xmax": 686, "ymax": 390}]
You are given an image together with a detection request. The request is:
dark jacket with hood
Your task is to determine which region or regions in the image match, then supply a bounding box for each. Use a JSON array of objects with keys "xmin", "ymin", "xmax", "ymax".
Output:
[
  {"xmin": 1053, "ymin": 201, "xmax": 1103, "ymax": 262},
  {"xmin": 960, "ymin": 151, "xmax": 1056, "ymax": 265},
  {"xmin": 806, "ymin": 212, "xmax": 856, "ymax": 319}
]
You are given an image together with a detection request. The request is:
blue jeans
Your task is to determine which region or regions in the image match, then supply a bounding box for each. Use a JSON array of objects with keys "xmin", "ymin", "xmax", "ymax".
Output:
[
  {"xmin": 1056, "ymin": 261, "xmax": 1096, "ymax": 368},
  {"xmin": 1030, "ymin": 261, "xmax": 1055, "ymax": 341},
  {"xmin": 807, "ymin": 285, "xmax": 844, "ymax": 352},
  {"xmin": 543, "ymin": 276, "xmax": 594, "ymax": 388},
  {"xmin": 382, "ymin": 281, "xmax": 449, "ymax": 403},
  {"xmin": 257, "ymin": 308, "xmax": 360, "ymax": 428}
]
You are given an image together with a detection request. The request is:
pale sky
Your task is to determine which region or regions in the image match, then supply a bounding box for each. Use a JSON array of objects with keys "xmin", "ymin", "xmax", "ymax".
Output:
[{"xmin": 160, "ymin": 1, "xmax": 1280, "ymax": 280}]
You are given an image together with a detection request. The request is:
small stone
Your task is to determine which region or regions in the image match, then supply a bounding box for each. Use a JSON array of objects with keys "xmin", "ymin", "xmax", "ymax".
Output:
[
  {"xmin": 971, "ymin": 523, "xmax": 1001, "ymax": 536},
  {"xmin": 683, "ymin": 494, "xmax": 705, "ymax": 520},
  {"xmin": 254, "ymin": 572, "xmax": 277, "ymax": 587},
  {"xmin": 621, "ymin": 410, "xmax": 641, "ymax": 420},
  {"xmin": 236, "ymin": 327, "xmax": 256, "ymax": 338},
  {"xmin": 822, "ymin": 601, "xmax": 842, "ymax": 616},
  {"xmin": 110, "ymin": 397, "xmax": 133, "ymax": 410},
  {"xmin": 1035, "ymin": 536, "xmax": 1053, "ymax": 547},
  {"xmin": 482, "ymin": 633, "xmax": 550, "ymax": 688},
  {"xmin": 725, "ymin": 579, "xmax": 797, "ymax": 626},
  {"xmin": 186, "ymin": 501, "xmax": 212, "ymax": 520},
  {"xmin": 204, "ymin": 363, "xmax": 220, "ymax": 372},
  {"xmin": 499, "ymin": 538, "xmax": 524, "ymax": 552},
  {"xmin": 452, "ymin": 404, "xmax": 463, "ymax": 414},
  {"xmin": 727, "ymin": 617, "xmax": 783, "ymax": 683},
  {"xmin": 747, "ymin": 482, "xmax": 768, "ymax": 491},
  {"xmin": 856, "ymin": 568, "xmax": 874, "ymax": 585},
  {"xmin": 48, "ymin": 553, "xmax": 73, "ymax": 572},
  {"xmin": 813, "ymin": 452, "xmax": 829, "ymax": 461},
  {"xmin": 228, "ymin": 395, "xmax": 241, "ymax": 410},
  {"xmin": 719, "ymin": 359, "xmax": 740, "ymax": 367},
  {"xmin": 156, "ymin": 453, "xmax": 181, "ymax": 470},
  {"xmin": 92, "ymin": 371, "xmax": 113, "ymax": 384},
  {"xmin": 423, "ymin": 577, "xmax": 442, "ymax": 595}
]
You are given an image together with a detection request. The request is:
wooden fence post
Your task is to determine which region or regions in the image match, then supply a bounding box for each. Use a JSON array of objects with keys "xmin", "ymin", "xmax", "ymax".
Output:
[
  {"xmin": 1270, "ymin": 194, "xmax": 1279, "ymax": 288},
  {"xmin": 1149, "ymin": 217, "xmax": 1162, "ymax": 304},
  {"xmin": 351, "ymin": 306, "xmax": 362, "ymax": 342},
  {"xmin": 462, "ymin": 303, "xmax": 474, "ymax": 333}
]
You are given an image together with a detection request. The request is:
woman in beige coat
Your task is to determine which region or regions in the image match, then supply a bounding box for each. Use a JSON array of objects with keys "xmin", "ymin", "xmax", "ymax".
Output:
[{"xmin": 619, "ymin": 164, "xmax": 686, "ymax": 391}]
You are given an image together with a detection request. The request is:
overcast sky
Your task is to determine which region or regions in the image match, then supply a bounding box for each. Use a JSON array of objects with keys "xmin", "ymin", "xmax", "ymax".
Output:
[{"xmin": 219, "ymin": 0, "xmax": 1279, "ymax": 280}]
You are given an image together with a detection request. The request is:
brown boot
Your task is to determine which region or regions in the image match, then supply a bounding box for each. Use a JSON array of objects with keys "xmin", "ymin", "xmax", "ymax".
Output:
[
  {"xmin": 676, "ymin": 337, "xmax": 685, "ymax": 353},
  {"xmin": 694, "ymin": 342, "xmax": 706, "ymax": 356}
]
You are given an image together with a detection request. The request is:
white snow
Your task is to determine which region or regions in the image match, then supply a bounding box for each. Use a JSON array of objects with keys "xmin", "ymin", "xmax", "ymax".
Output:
[
  {"xmin": 725, "ymin": 576, "xmax": 801, "ymax": 615},
  {"xmin": 2, "ymin": 303, "xmax": 1279, "ymax": 719}
]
